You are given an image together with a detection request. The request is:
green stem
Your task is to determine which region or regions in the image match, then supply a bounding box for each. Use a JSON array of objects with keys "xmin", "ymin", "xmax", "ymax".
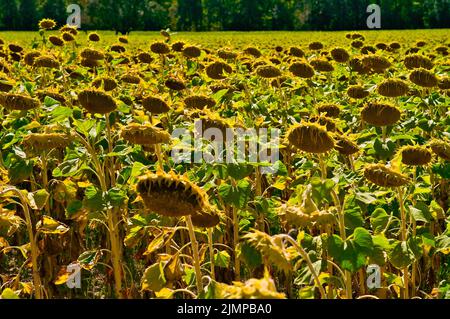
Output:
[{"xmin": 186, "ymin": 215, "xmax": 203, "ymax": 294}]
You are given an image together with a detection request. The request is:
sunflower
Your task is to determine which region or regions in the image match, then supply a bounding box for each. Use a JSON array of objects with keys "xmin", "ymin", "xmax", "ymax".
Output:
[
  {"xmin": 0, "ymin": 93, "xmax": 39, "ymax": 111},
  {"xmin": 364, "ymin": 164, "xmax": 409, "ymax": 187},
  {"xmin": 121, "ymin": 123, "xmax": 171, "ymax": 145},
  {"xmin": 142, "ymin": 96, "xmax": 170, "ymax": 114},
  {"xmin": 39, "ymin": 18, "xmax": 56, "ymax": 30},
  {"xmin": 361, "ymin": 102, "xmax": 401, "ymax": 126},
  {"xmin": 287, "ymin": 122, "xmax": 334, "ymax": 154},
  {"xmin": 400, "ymin": 146, "xmax": 432, "ymax": 166},
  {"xmin": 289, "ymin": 62, "xmax": 314, "ymax": 78},
  {"xmin": 77, "ymin": 89, "xmax": 117, "ymax": 114},
  {"xmin": 377, "ymin": 79, "xmax": 409, "ymax": 97},
  {"xmin": 22, "ymin": 133, "xmax": 71, "ymax": 152},
  {"xmin": 184, "ymin": 95, "xmax": 216, "ymax": 109}
]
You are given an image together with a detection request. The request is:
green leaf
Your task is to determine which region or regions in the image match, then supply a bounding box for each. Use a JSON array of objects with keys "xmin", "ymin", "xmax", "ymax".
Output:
[
  {"xmin": 66, "ymin": 200, "xmax": 83, "ymax": 218},
  {"xmin": 355, "ymin": 192, "xmax": 377, "ymax": 204},
  {"xmin": 27, "ymin": 189, "xmax": 49, "ymax": 210},
  {"xmin": 77, "ymin": 250, "xmax": 100, "ymax": 270},
  {"xmin": 388, "ymin": 241, "xmax": 413, "ymax": 268},
  {"xmin": 83, "ymin": 186, "xmax": 106, "ymax": 212},
  {"xmin": 0, "ymin": 288, "xmax": 19, "ymax": 299},
  {"xmin": 370, "ymin": 208, "xmax": 390, "ymax": 233},
  {"xmin": 239, "ymin": 242, "xmax": 262, "ymax": 269},
  {"xmin": 409, "ymin": 203, "xmax": 432, "ymax": 223},
  {"xmin": 218, "ymin": 179, "xmax": 252, "ymax": 208},
  {"xmin": 214, "ymin": 250, "xmax": 230, "ymax": 268},
  {"xmin": 107, "ymin": 187, "xmax": 128, "ymax": 207}
]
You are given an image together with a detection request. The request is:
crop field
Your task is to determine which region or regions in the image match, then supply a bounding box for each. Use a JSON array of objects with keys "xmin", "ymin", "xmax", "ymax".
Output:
[{"xmin": 0, "ymin": 25, "xmax": 449, "ymax": 300}]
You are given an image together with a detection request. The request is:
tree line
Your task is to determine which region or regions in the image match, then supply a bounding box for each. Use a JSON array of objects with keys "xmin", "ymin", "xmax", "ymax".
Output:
[{"xmin": 0, "ymin": 0, "xmax": 449, "ymax": 32}]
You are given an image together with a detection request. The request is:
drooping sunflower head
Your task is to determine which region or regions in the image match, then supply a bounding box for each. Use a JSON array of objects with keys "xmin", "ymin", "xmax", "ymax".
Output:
[
  {"xmin": 22, "ymin": 133, "xmax": 71, "ymax": 152},
  {"xmin": 361, "ymin": 55, "xmax": 391, "ymax": 71},
  {"xmin": 142, "ymin": 96, "xmax": 170, "ymax": 114},
  {"xmin": 92, "ymin": 77, "xmax": 117, "ymax": 91},
  {"xmin": 183, "ymin": 46, "xmax": 202, "ymax": 58},
  {"xmin": 361, "ymin": 102, "xmax": 401, "ymax": 127},
  {"xmin": 364, "ymin": 164, "xmax": 409, "ymax": 187},
  {"xmin": 77, "ymin": 89, "xmax": 117, "ymax": 114},
  {"xmin": 80, "ymin": 48, "xmax": 105, "ymax": 61},
  {"xmin": 121, "ymin": 123, "xmax": 171, "ymax": 146},
  {"xmin": 334, "ymin": 135, "xmax": 359, "ymax": 155},
  {"xmin": 330, "ymin": 47, "xmax": 349, "ymax": 63},
  {"xmin": 171, "ymin": 41, "xmax": 185, "ymax": 52},
  {"xmin": 409, "ymin": 68, "xmax": 438, "ymax": 88},
  {"xmin": 287, "ymin": 122, "xmax": 334, "ymax": 154},
  {"xmin": 150, "ymin": 42, "xmax": 170, "ymax": 55},
  {"xmin": 347, "ymin": 85, "xmax": 370, "ymax": 99},
  {"xmin": 137, "ymin": 52, "xmax": 153, "ymax": 64},
  {"xmin": 88, "ymin": 32, "xmax": 100, "ymax": 42},
  {"xmin": 404, "ymin": 54, "xmax": 433, "ymax": 70},
  {"xmin": 309, "ymin": 41, "xmax": 324, "ymax": 51},
  {"xmin": 400, "ymin": 145, "xmax": 432, "ymax": 166},
  {"xmin": 0, "ymin": 93, "xmax": 39, "ymax": 111},
  {"xmin": 243, "ymin": 47, "xmax": 262, "ymax": 58},
  {"xmin": 255, "ymin": 65, "xmax": 281, "ymax": 78},
  {"xmin": 33, "ymin": 55, "xmax": 60, "ymax": 69},
  {"xmin": 24, "ymin": 51, "xmax": 41, "ymax": 66},
  {"xmin": 165, "ymin": 77, "xmax": 186, "ymax": 91},
  {"xmin": 121, "ymin": 73, "xmax": 141, "ymax": 84},
  {"xmin": 48, "ymin": 36, "xmax": 64, "ymax": 47},
  {"xmin": 316, "ymin": 103, "xmax": 341, "ymax": 118},
  {"xmin": 377, "ymin": 79, "xmax": 409, "ymax": 97},
  {"xmin": 136, "ymin": 172, "xmax": 212, "ymax": 218},
  {"xmin": 289, "ymin": 61, "xmax": 314, "ymax": 78},
  {"xmin": 206, "ymin": 61, "xmax": 233, "ymax": 80},
  {"xmin": 184, "ymin": 95, "xmax": 216, "ymax": 110},
  {"xmin": 310, "ymin": 58, "xmax": 334, "ymax": 72},
  {"xmin": 429, "ymin": 139, "xmax": 450, "ymax": 161},
  {"xmin": 62, "ymin": 32, "xmax": 75, "ymax": 42}
]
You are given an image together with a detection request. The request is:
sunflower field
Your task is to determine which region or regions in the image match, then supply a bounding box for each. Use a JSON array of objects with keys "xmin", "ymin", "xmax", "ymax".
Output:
[{"xmin": 0, "ymin": 22, "xmax": 449, "ymax": 300}]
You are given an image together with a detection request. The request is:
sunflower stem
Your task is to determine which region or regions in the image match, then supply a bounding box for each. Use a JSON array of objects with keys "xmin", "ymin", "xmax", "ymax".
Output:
[{"xmin": 186, "ymin": 215, "xmax": 203, "ymax": 294}]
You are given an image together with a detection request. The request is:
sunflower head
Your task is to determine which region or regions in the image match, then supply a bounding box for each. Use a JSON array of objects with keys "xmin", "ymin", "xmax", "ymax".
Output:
[
  {"xmin": 400, "ymin": 145, "xmax": 432, "ymax": 166},
  {"xmin": 256, "ymin": 65, "xmax": 281, "ymax": 78},
  {"xmin": 409, "ymin": 68, "xmax": 438, "ymax": 88},
  {"xmin": 361, "ymin": 102, "xmax": 401, "ymax": 127},
  {"xmin": 183, "ymin": 46, "xmax": 202, "ymax": 58},
  {"xmin": 22, "ymin": 133, "xmax": 71, "ymax": 152},
  {"xmin": 334, "ymin": 135, "xmax": 359, "ymax": 155},
  {"xmin": 287, "ymin": 122, "xmax": 334, "ymax": 154},
  {"xmin": 364, "ymin": 164, "xmax": 409, "ymax": 187},
  {"xmin": 142, "ymin": 96, "xmax": 170, "ymax": 114},
  {"xmin": 88, "ymin": 32, "xmax": 100, "ymax": 42},
  {"xmin": 39, "ymin": 18, "xmax": 56, "ymax": 30},
  {"xmin": 165, "ymin": 77, "xmax": 186, "ymax": 91},
  {"xmin": 377, "ymin": 79, "xmax": 409, "ymax": 97},
  {"xmin": 316, "ymin": 103, "xmax": 341, "ymax": 118},
  {"xmin": 404, "ymin": 54, "xmax": 433, "ymax": 70},
  {"xmin": 121, "ymin": 123, "xmax": 170, "ymax": 146},
  {"xmin": 49, "ymin": 36, "xmax": 64, "ymax": 47},
  {"xmin": 184, "ymin": 95, "xmax": 216, "ymax": 110},
  {"xmin": 92, "ymin": 77, "xmax": 117, "ymax": 91},
  {"xmin": 289, "ymin": 62, "xmax": 314, "ymax": 78},
  {"xmin": 136, "ymin": 172, "xmax": 211, "ymax": 218},
  {"xmin": 0, "ymin": 93, "xmax": 39, "ymax": 111},
  {"xmin": 80, "ymin": 48, "xmax": 105, "ymax": 61},
  {"xmin": 347, "ymin": 85, "xmax": 369, "ymax": 99},
  {"xmin": 429, "ymin": 139, "xmax": 450, "ymax": 161},
  {"xmin": 33, "ymin": 55, "xmax": 60, "ymax": 69},
  {"xmin": 330, "ymin": 47, "xmax": 349, "ymax": 63},
  {"xmin": 77, "ymin": 89, "xmax": 117, "ymax": 114},
  {"xmin": 206, "ymin": 61, "xmax": 233, "ymax": 80}
]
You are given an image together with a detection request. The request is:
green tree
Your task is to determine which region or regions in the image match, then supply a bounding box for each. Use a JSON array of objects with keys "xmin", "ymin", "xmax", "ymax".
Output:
[
  {"xmin": 19, "ymin": 0, "xmax": 39, "ymax": 30},
  {"xmin": 0, "ymin": 0, "xmax": 20, "ymax": 30},
  {"xmin": 41, "ymin": 0, "xmax": 67, "ymax": 27},
  {"xmin": 177, "ymin": 0, "xmax": 203, "ymax": 31}
]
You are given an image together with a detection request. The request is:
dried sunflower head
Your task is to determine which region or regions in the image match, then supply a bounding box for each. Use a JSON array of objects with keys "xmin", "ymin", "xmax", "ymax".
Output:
[
  {"xmin": 243, "ymin": 47, "xmax": 262, "ymax": 58},
  {"xmin": 0, "ymin": 93, "xmax": 39, "ymax": 111},
  {"xmin": 361, "ymin": 55, "xmax": 391, "ymax": 71},
  {"xmin": 49, "ymin": 36, "xmax": 64, "ymax": 47},
  {"xmin": 183, "ymin": 46, "xmax": 202, "ymax": 58},
  {"xmin": 218, "ymin": 49, "xmax": 238, "ymax": 60},
  {"xmin": 347, "ymin": 85, "xmax": 369, "ymax": 99},
  {"xmin": 77, "ymin": 89, "xmax": 117, "ymax": 114},
  {"xmin": 110, "ymin": 44, "xmax": 126, "ymax": 53},
  {"xmin": 316, "ymin": 103, "xmax": 340, "ymax": 118},
  {"xmin": 289, "ymin": 62, "xmax": 314, "ymax": 78},
  {"xmin": 364, "ymin": 164, "xmax": 409, "ymax": 187},
  {"xmin": 409, "ymin": 68, "xmax": 438, "ymax": 88},
  {"xmin": 136, "ymin": 172, "xmax": 211, "ymax": 217},
  {"xmin": 361, "ymin": 102, "xmax": 401, "ymax": 126},
  {"xmin": 34, "ymin": 55, "xmax": 60, "ymax": 69},
  {"xmin": 172, "ymin": 41, "xmax": 185, "ymax": 52},
  {"xmin": 429, "ymin": 139, "xmax": 450, "ymax": 161},
  {"xmin": 334, "ymin": 135, "xmax": 359, "ymax": 155},
  {"xmin": 330, "ymin": 47, "xmax": 350, "ymax": 63},
  {"xmin": 22, "ymin": 133, "xmax": 71, "ymax": 152},
  {"xmin": 151, "ymin": 42, "xmax": 170, "ymax": 55},
  {"xmin": 142, "ymin": 96, "xmax": 170, "ymax": 114},
  {"xmin": 206, "ymin": 61, "xmax": 233, "ymax": 80},
  {"xmin": 256, "ymin": 65, "xmax": 281, "ymax": 78},
  {"xmin": 121, "ymin": 123, "xmax": 170, "ymax": 145},
  {"xmin": 377, "ymin": 79, "xmax": 409, "ymax": 97},
  {"xmin": 92, "ymin": 77, "xmax": 117, "ymax": 91},
  {"xmin": 190, "ymin": 209, "xmax": 220, "ymax": 228},
  {"xmin": 88, "ymin": 32, "xmax": 100, "ymax": 42},
  {"xmin": 24, "ymin": 51, "xmax": 41, "ymax": 66},
  {"xmin": 438, "ymin": 76, "xmax": 450, "ymax": 90},
  {"xmin": 165, "ymin": 77, "xmax": 186, "ymax": 91},
  {"xmin": 121, "ymin": 73, "xmax": 141, "ymax": 84},
  {"xmin": 137, "ymin": 52, "xmax": 153, "ymax": 64},
  {"xmin": 309, "ymin": 41, "xmax": 324, "ymax": 50},
  {"xmin": 80, "ymin": 48, "xmax": 104, "ymax": 61},
  {"xmin": 62, "ymin": 32, "xmax": 75, "ymax": 42},
  {"xmin": 289, "ymin": 47, "xmax": 305, "ymax": 58},
  {"xmin": 278, "ymin": 204, "xmax": 312, "ymax": 228},
  {"xmin": 184, "ymin": 95, "xmax": 216, "ymax": 109},
  {"xmin": 404, "ymin": 54, "xmax": 433, "ymax": 70},
  {"xmin": 310, "ymin": 58, "xmax": 334, "ymax": 72},
  {"xmin": 287, "ymin": 122, "xmax": 334, "ymax": 154},
  {"xmin": 400, "ymin": 146, "xmax": 432, "ymax": 166}
]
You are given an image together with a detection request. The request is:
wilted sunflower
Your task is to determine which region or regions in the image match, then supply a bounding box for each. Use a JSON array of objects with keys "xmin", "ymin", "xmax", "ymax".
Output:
[
  {"xmin": 0, "ymin": 93, "xmax": 39, "ymax": 110},
  {"xmin": 404, "ymin": 54, "xmax": 433, "ymax": 70},
  {"xmin": 361, "ymin": 55, "xmax": 391, "ymax": 71},
  {"xmin": 121, "ymin": 123, "xmax": 170, "ymax": 145},
  {"xmin": 243, "ymin": 47, "xmax": 262, "ymax": 58},
  {"xmin": 376, "ymin": 43, "xmax": 387, "ymax": 50},
  {"xmin": 110, "ymin": 44, "xmax": 126, "ymax": 53},
  {"xmin": 77, "ymin": 89, "xmax": 117, "ymax": 114},
  {"xmin": 206, "ymin": 61, "xmax": 233, "ymax": 80},
  {"xmin": 389, "ymin": 42, "xmax": 401, "ymax": 50},
  {"xmin": 349, "ymin": 57, "xmax": 370, "ymax": 74},
  {"xmin": 121, "ymin": 73, "xmax": 141, "ymax": 84},
  {"xmin": 60, "ymin": 25, "xmax": 78, "ymax": 35},
  {"xmin": 22, "ymin": 133, "xmax": 71, "ymax": 152},
  {"xmin": 8, "ymin": 44, "xmax": 23, "ymax": 53},
  {"xmin": 409, "ymin": 68, "xmax": 438, "ymax": 88},
  {"xmin": 309, "ymin": 42, "xmax": 324, "ymax": 50},
  {"xmin": 92, "ymin": 77, "xmax": 117, "ymax": 91},
  {"xmin": 142, "ymin": 96, "xmax": 170, "ymax": 114},
  {"xmin": 438, "ymin": 77, "xmax": 450, "ymax": 90},
  {"xmin": 48, "ymin": 36, "xmax": 64, "ymax": 47},
  {"xmin": 256, "ymin": 65, "xmax": 281, "ymax": 78},
  {"xmin": 0, "ymin": 60, "xmax": 11, "ymax": 73},
  {"xmin": 351, "ymin": 40, "xmax": 364, "ymax": 49},
  {"xmin": 309, "ymin": 116, "xmax": 337, "ymax": 132},
  {"xmin": 364, "ymin": 164, "xmax": 409, "ymax": 187},
  {"xmin": 287, "ymin": 122, "xmax": 334, "ymax": 154},
  {"xmin": 316, "ymin": 103, "xmax": 340, "ymax": 118},
  {"xmin": 377, "ymin": 79, "xmax": 409, "ymax": 97},
  {"xmin": 165, "ymin": 77, "xmax": 186, "ymax": 91},
  {"xmin": 289, "ymin": 47, "xmax": 305, "ymax": 58},
  {"xmin": 37, "ymin": 90, "xmax": 66, "ymax": 104},
  {"xmin": 118, "ymin": 36, "xmax": 128, "ymax": 44},
  {"xmin": 172, "ymin": 41, "xmax": 185, "ymax": 52},
  {"xmin": 289, "ymin": 62, "xmax": 314, "ymax": 78},
  {"xmin": 80, "ymin": 48, "xmax": 105, "ymax": 61},
  {"xmin": 80, "ymin": 58, "xmax": 100, "ymax": 68},
  {"xmin": 136, "ymin": 172, "xmax": 211, "ymax": 217},
  {"xmin": 330, "ymin": 47, "xmax": 349, "ymax": 63},
  {"xmin": 217, "ymin": 49, "xmax": 238, "ymax": 60},
  {"xmin": 183, "ymin": 46, "xmax": 202, "ymax": 58},
  {"xmin": 310, "ymin": 58, "xmax": 334, "ymax": 72},
  {"xmin": 39, "ymin": 18, "xmax": 56, "ymax": 30},
  {"xmin": 62, "ymin": 32, "xmax": 75, "ymax": 42},
  {"xmin": 400, "ymin": 146, "xmax": 432, "ymax": 166},
  {"xmin": 334, "ymin": 135, "xmax": 359, "ymax": 155},
  {"xmin": 429, "ymin": 140, "xmax": 450, "ymax": 161},
  {"xmin": 88, "ymin": 32, "xmax": 100, "ymax": 42},
  {"xmin": 361, "ymin": 102, "xmax": 401, "ymax": 126},
  {"xmin": 137, "ymin": 52, "xmax": 153, "ymax": 64},
  {"xmin": 347, "ymin": 85, "xmax": 369, "ymax": 99},
  {"xmin": 33, "ymin": 55, "xmax": 60, "ymax": 69},
  {"xmin": 150, "ymin": 42, "xmax": 170, "ymax": 55},
  {"xmin": 184, "ymin": 95, "xmax": 216, "ymax": 109},
  {"xmin": 0, "ymin": 76, "xmax": 13, "ymax": 92}
]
